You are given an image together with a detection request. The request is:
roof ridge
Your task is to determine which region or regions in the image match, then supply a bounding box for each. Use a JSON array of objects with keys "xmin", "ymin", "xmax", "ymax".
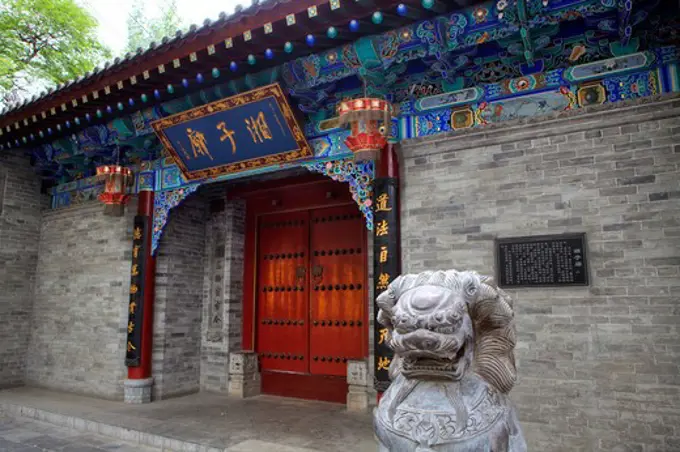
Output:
[{"xmin": 0, "ymin": 0, "xmax": 285, "ymax": 119}]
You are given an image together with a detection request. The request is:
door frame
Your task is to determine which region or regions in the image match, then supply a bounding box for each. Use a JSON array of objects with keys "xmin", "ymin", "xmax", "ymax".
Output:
[{"xmin": 232, "ymin": 174, "xmax": 369, "ymax": 354}]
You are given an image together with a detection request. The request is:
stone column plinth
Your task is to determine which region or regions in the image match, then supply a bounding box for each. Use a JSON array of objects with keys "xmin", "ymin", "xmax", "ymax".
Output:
[
  {"xmin": 228, "ymin": 352, "xmax": 261, "ymax": 398},
  {"xmin": 347, "ymin": 360, "xmax": 370, "ymax": 412},
  {"xmin": 124, "ymin": 377, "xmax": 154, "ymax": 404}
]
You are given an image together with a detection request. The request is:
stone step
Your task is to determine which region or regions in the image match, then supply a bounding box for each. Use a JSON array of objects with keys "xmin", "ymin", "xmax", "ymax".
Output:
[
  {"xmin": 0, "ymin": 401, "xmax": 334, "ymax": 452},
  {"xmin": 0, "ymin": 401, "xmax": 222, "ymax": 452}
]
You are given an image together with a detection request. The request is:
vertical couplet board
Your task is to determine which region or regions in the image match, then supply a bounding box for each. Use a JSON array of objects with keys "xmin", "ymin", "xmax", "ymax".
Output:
[
  {"xmin": 373, "ymin": 178, "xmax": 399, "ymax": 393},
  {"xmin": 126, "ymin": 216, "xmax": 149, "ymax": 367},
  {"xmin": 256, "ymin": 211, "xmax": 310, "ymax": 373},
  {"xmin": 309, "ymin": 205, "xmax": 367, "ymax": 376}
]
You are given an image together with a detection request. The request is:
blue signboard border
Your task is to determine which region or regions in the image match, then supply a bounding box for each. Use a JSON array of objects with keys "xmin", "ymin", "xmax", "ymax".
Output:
[{"xmin": 151, "ymin": 83, "xmax": 313, "ymax": 181}]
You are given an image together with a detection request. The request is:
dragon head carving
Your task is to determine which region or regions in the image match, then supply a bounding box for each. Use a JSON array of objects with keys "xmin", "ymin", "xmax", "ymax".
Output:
[{"xmin": 376, "ymin": 270, "xmax": 517, "ymax": 393}]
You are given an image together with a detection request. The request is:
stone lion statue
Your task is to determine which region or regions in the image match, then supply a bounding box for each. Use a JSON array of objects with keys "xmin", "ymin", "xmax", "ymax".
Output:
[{"xmin": 373, "ymin": 270, "xmax": 527, "ymax": 452}]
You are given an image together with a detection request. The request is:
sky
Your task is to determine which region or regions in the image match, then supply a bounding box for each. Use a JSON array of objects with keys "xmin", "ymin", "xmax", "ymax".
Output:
[{"xmin": 81, "ymin": 0, "xmax": 245, "ymax": 57}]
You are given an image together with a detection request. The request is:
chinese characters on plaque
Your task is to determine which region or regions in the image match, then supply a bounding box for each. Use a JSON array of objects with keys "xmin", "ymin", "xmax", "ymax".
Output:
[
  {"xmin": 495, "ymin": 233, "xmax": 589, "ymax": 288},
  {"xmin": 152, "ymin": 84, "xmax": 312, "ymax": 181},
  {"xmin": 126, "ymin": 216, "xmax": 149, "ymax": 367},
  {"xmin": 373, "ymin": 179, "xmax": 399, "ymax": 392}
]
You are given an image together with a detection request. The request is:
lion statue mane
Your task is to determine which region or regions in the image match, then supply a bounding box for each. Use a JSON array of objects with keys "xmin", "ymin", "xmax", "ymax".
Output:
[{"xmin": 373, "ymin": 269, "xmax": 527, "ymax": 452}]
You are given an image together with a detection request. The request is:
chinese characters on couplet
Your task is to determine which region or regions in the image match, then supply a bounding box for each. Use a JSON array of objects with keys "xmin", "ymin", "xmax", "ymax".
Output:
[
  {"xmin": 376, "ymin": 220, "xmax": 389, "ymax": 236},
  {"xmin": 375, "ymin": 193, "xmax": 392, "ymax": 212},
  {"xmin": 126, "ymin": 216, "xmax": 148, "ymax": 367},
  {"xmin": 379, "ymin": 245, "xmax": 388, "ymax": 263},
  {"xmin": 378, "ymin": 328, "xmax": 389, "ymax": 345},
  {"xmin": 377, "ymin": 273, "xmax": 391, "ymax": 290},
  {"xmin": 374, "ymin": 181, "xmax": 398, "ymax": 392}
]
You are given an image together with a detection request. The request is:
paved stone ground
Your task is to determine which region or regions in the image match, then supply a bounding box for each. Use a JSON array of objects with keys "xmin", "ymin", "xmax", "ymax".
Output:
[
  {"xmin": 0, "ymin": 413, "xmax": 160, "ymax": 452},
  {"xmin": 0, "ymin": 388, "xmax": 377, "ymax": 452}
]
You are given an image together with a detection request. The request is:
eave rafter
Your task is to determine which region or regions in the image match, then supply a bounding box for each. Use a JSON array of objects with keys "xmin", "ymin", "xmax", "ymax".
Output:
[
  {"xmin": 618, "ymin": 0, "xmax": 634, "ymax": 47},
  {"xmin": 3, "ymin": 0, "xmax": 674, "ymax": 192},
  {"xmin": 0, "ymin": 0, "xmax": 458, "ymax": 149}
]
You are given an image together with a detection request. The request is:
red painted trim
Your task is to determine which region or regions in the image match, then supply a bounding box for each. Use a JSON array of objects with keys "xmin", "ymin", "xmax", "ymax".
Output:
[
  {"xmin": 261, "ymin": 371, "xmax": 348, "ymax": 404},
  {"xmin": 378, "ymin": 143, "xmax": 399, "ymax": 179},
  {"xmin": 227, "ymin": 173, "xmax": 327, "ymax": 199},
  {"xmin": 363, "ymin": 222, "xmax": 369, "ymax": 358},
  {"xmin": 128, "ymin": 192, "xmax": 156, "ymax": 380},
  {"xmin": 242, "ymin": 209, "xmax": 258, "ymax": 351}
]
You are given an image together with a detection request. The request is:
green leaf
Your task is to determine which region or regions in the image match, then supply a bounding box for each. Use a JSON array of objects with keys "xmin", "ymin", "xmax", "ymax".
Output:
[{"xmin": 0, "ymin": 0, "xmax": 111, "ymax": 105}]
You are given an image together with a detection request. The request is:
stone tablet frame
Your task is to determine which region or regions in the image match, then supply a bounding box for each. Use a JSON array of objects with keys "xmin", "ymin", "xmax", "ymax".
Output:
[{"xmin": 494, "ymin": 233, "xmax": 590, "ymax": 288}]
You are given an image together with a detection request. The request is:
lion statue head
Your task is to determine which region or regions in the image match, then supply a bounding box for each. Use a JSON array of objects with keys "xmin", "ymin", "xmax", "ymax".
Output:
[{"xmin": 376, "ymin": 269, "xmax": 517, "ymax": 393}]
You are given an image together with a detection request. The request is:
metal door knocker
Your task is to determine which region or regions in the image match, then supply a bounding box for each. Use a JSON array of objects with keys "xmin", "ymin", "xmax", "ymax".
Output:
[
  {"xmin": 312, "ymin": 264, "xmax": 324, "ymax": 284},
  {"xmin": 296, "ymin": 266, "xmax": 306, "ymax": 283}
]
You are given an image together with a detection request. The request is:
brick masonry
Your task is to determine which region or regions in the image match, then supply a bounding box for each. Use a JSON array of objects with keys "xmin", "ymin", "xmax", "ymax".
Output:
[
  {"xmin": 0, "ymin": 153, "xmax": 42, "ymax": 388},
  {"xmin": 3, "ymin": 92, "xmax": 676, "ymax": 449},
  {"xmin": 152, "ymin": 193, "xmax": 206, "ymax": 400},
  {"xmin": 26, "ymin": 199, "xmax": 137, "ymax": 400},
  {"xmin": 399, "ymin": 94, "xmax": 680, "ymax": 451},
  {"xmin": 199, "ymin": 193, "xmax": 246, "ymax": 394}
]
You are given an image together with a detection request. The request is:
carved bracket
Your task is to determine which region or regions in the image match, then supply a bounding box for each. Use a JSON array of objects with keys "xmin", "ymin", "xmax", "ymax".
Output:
[
  {"xmin": 151, "ymin": 183, "xmax": 201, "ymax": 255},
  {"xmin": 303, "ymin": 159, "xmax": 374, "ymax": 231}
]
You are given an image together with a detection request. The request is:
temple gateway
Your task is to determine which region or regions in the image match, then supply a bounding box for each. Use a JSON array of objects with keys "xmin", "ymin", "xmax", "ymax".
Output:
[{"xmin": 0, "ymin": 0, "xmax": 679, "ymax": 450}]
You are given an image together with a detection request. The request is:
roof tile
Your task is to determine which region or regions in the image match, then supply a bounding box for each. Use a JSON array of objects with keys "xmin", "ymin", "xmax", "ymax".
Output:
[{"xmin": 0, "ymin": 0, "xmax": 288, "ymax": 122}]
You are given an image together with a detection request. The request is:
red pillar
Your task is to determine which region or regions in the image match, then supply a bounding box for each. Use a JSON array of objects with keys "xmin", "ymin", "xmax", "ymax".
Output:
[
  {"xmin": 128, "ymin": 191, "xmax": 155, "ymax": 381},
  {"xmin": 377, "ymin": 143, "xmax": 399, "ymax": 179}
]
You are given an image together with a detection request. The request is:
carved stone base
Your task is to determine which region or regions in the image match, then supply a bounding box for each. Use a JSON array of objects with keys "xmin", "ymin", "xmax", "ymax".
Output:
[
  {"xmin": 347, "ymin": 386, "xmax": 370, "ymax": 412},
  {"xmin": 347, "ymin": 360, "xmax": 370, "ymax": 412},
  {"xmin": 228, "ymin": 352, "xmax": 261, "ymax": 398},
  {"xmin": 124, "ymin": 377, "xmax": 154, "ymax": 404}
]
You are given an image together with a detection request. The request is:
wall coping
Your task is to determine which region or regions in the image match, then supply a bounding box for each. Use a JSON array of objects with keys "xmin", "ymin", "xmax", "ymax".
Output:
[
  {"xmin": 400, "ymin": 93, "xmax": 680, "ymax": 156},
  {"xmin": 42, "ymin": 197, "xmax": 139, "ymax": 219}
]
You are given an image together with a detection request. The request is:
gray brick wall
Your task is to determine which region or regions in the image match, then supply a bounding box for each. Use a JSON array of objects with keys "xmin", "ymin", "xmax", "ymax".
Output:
[
  {"xmin": 399, "ymin": 94, "xmax": 680, "ymax": 451},
  {"xmin": 152, "ymin": 193, "xmax": 206, "ymax": 400},
  {"xmin": 0, "ymin": 153, "xmax": 42, "ymax": 388},
  {"xmin": 26, "ymin": 199, "xmax": 136, "ymax": 399},
  {"xmin": 199, "ymin": 196, "xmax": 246, "ymax": 393}
]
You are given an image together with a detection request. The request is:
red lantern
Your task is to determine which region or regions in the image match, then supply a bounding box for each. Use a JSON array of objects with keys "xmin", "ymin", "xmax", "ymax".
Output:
[
  {"xmin": 96, "ymin": 164, "xmax": 134, "ymax": 216},
  {"xmin": 337, "ymin": 97, "xmax": 394, "ymax": 162}
]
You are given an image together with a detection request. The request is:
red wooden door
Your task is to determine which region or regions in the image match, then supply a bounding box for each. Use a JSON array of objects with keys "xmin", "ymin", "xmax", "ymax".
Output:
[
  {"xmin": 254, "ymin": 202, "xmax": 366, "ymax": 403},
  {"xmin": 309, "ymin": 205, "xmax": 366, "ymax": 375},
  {"xmin": 256, "ymin": 211, "xmax": 310, "ymax": 374}
]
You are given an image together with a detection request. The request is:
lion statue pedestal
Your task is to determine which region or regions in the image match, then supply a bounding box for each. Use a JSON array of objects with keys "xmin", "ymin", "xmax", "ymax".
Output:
[{"xmin": 373, "ymin": 270, "xmax": 527, "ymax": 452}]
